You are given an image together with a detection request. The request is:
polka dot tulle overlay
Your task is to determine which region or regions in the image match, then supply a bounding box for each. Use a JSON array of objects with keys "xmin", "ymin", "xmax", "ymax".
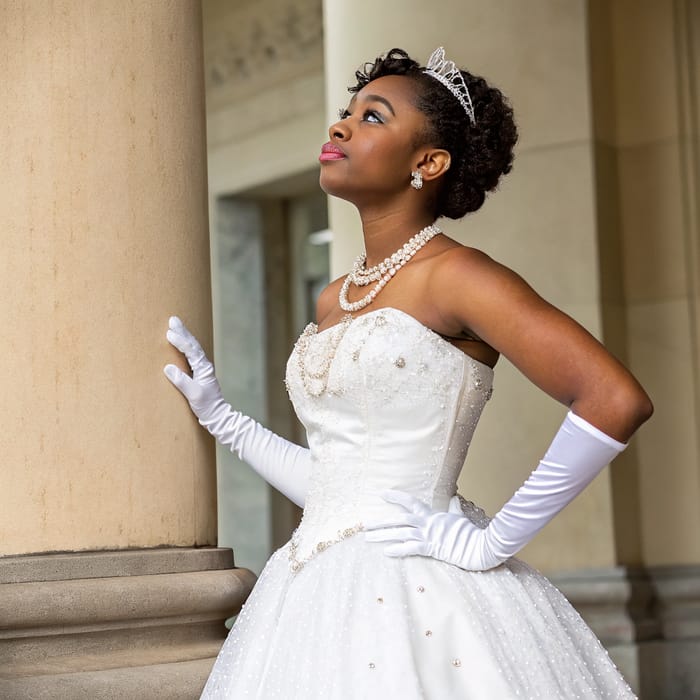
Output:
[
  {"xmin": 202, "ymin": 541, "xmax": 634, "ymax": 699},
  {"xmin": 201, "ymin": 308, "xmax": 635, "ymax": 699}
]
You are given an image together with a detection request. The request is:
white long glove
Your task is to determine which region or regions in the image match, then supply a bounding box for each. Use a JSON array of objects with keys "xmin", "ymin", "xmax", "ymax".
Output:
[
  {"xmin": 364, "ymin": 411, "xmax": 626, "ymax": 571},
  {"xmin": 164, "ymin": 316, "xmax": 310, "ymax": 508}
]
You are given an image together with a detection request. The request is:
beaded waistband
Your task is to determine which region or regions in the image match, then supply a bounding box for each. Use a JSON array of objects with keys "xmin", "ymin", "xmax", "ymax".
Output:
[{"xmin": 288, "ymin": 522, "xmax": 364, "ymax": 573}]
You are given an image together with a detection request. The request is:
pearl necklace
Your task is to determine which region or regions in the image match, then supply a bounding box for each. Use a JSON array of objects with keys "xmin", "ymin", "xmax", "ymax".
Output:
[
  {"xmin": 293, "ymin": 314, "xmax": 353, "ymax": 397},
  {"xmin": 339, "ymin": 223, "xmax": 441, "ymax": 312}
]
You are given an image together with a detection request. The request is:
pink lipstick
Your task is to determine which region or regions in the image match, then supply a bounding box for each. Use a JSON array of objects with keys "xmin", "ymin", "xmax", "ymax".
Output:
[{"xmin": 319, "ymin": 142, "xmax": 346, "ymax": 162}]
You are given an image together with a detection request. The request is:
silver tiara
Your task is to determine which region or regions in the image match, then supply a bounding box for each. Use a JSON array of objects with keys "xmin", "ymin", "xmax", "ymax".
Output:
[{"xmin": 423, "ymin": 47, "xmax": 475, "ymax": 125}]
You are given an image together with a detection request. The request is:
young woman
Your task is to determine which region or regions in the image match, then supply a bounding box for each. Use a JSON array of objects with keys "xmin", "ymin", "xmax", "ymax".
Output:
[{"xmin": 166, "ymin": 48, "xmax": 652, "ymax": 698}]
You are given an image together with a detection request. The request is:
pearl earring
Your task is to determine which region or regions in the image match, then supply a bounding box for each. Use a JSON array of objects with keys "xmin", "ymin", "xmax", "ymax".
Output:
[{"xmin": 410, "ymin": 170, "xmax": 423, "ymax": 190}]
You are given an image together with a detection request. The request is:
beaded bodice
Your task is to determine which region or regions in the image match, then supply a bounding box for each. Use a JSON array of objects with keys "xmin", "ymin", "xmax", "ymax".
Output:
[{"xmin": 285, "ymin": 307, "xmax": 494, "ymax": 565}]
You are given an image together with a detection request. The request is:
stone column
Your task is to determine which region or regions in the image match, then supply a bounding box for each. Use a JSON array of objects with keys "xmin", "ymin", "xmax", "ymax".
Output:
[
  {"xmin": 588, "ymin": 1, "xmax": 700, "ymax": 696},
  {"xmin": 0, "ymin": 2, "xmax": 254, "ymax": 697}
]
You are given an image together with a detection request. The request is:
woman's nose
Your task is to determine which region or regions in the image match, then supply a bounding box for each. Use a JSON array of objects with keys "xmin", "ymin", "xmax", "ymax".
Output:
[{"xmin": 329, "ymin": 119, "xmax": 349, "ymax": 141}]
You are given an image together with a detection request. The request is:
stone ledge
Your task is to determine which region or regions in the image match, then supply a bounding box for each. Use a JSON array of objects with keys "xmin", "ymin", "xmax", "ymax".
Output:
[
  {"xmin": 0, "ymin": 547, "xmax": 255, "ymax": 696},
  {"xmin": 649, "ymin": 564, "xmax": 700, "ymax": 639},
  {"xmin": 0, "ymin": 569, "xmax": 255, "ymax": 630},
  {"xmin": 0, "ymin": 568, "xmax": 256, "ymax": 679},
  {"xmin": 3, "ymin": 628, "xmax": 224, "ymax": 679},
  {"xmin": 550, "ymin": 566, "xmax": 659, "ymax": 644},
  {"xmin": 0, "ymin": 657, "xmax": 215, "ymax": 700},
  {"xmin": 0, "ymin": 547, "xmax": 235, "ymax": 584},
  {"xmin": 550, "ymin": 564, "xmax": 700, "ymax": 699}
]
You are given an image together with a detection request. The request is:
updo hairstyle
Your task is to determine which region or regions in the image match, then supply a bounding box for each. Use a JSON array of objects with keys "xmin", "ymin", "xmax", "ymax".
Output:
[{"xmin": 349, "ymin": 48, "xmax": 517, "ymax": 218}]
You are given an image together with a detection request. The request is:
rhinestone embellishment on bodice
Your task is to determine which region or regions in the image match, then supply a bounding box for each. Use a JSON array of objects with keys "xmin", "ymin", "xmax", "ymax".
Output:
[{"xmin": 283, "ymin": 307, "xmax": 495, "ymax": 568}]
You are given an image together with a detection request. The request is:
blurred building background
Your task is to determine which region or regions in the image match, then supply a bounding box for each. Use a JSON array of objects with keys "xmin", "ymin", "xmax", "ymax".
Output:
[{"xmin": 2, "ymin": 1, "xmax": 699, "ymax": 698}]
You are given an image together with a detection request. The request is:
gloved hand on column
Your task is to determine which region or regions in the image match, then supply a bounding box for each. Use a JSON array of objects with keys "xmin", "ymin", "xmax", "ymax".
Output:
[
  {"xmin": 364, "ymin": 411, "xmax": 626, "ymax": 570},
  {"xmin": 164, "ymin": 316, "xmax": 309, "ymax": 508}
]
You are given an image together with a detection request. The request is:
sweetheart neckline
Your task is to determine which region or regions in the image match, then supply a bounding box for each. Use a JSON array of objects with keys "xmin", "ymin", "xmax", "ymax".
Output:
[{"xmin": 309, "ymin": 307, "xmax": 494, "ymax": 374}]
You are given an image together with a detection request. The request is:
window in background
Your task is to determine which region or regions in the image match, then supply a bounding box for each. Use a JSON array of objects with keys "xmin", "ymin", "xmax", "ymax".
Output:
[{"xmin": 214, "ymin": 182, "xmax": 328, "ymax": 574}]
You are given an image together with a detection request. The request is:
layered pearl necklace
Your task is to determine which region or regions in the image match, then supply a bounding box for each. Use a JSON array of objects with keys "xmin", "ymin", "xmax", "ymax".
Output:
[
  {"xmin": 339, "ymin": 223, "xmax": 441, "ymax": 312},
  {"xmin": 293, "ymin": 314, "xmax": 353, "ymax": 397}
]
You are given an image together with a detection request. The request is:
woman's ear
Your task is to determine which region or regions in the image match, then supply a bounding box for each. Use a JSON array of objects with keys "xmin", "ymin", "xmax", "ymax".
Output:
[{"xmin": 414, "ymin": 149, "xmax": 451, "ymax": 183}]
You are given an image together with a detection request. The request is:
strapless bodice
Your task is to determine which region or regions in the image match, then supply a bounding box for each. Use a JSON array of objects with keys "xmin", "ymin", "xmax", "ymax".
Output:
[{"xmin": 284, "ymin": 307, "xmax": 494, "ymax": 565}]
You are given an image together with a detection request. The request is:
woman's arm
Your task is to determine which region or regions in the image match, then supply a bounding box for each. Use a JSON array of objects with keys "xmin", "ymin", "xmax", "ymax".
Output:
[
  {"xmin": 164, "ymin": 316, "xmax": 310, "ymax": 507},
  {"xmin": 365, "ymin": 246, "xmax": 652, "ymax": 570},
  {"xmin": 430, "ymin": 246, "xmax": 653, "ymax": 438}
]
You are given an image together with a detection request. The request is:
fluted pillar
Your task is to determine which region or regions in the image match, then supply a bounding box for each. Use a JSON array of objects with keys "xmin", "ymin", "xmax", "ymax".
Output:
[
  {"xmin": 587, "ymin": 1, "xmax": 700, "ymax": 696},
  {"xmin": 0, "ymin": 2, "xmax": 253, "ymax": 696}
]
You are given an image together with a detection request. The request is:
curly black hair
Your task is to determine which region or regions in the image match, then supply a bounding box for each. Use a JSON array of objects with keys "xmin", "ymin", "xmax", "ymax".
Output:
[{"xmin": 350, "ymin": 48, "xmax": 517, "ymax": 219}]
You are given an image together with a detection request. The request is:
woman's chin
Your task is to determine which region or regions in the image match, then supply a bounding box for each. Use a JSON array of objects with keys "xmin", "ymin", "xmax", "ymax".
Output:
[{"xmin": 318, "ymin": 174, "xmax": 350, "ymax": 200}]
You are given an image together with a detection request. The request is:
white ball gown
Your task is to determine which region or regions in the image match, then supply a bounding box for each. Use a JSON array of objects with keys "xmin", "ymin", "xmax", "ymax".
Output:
[{"xmin": 201, "ymin": 307, "xmax": 636, "ymax": 699}]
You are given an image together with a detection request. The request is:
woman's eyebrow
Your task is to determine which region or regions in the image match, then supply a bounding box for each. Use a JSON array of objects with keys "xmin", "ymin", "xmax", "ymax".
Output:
[{"xmin": 361, "ymin": 94, "xmax": 396, "ymax": 116}]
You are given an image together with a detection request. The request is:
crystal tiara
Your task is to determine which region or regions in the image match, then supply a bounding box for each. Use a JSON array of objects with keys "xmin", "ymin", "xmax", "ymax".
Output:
[{"xmin": 423, "ymin": 47, "xmax": 475, "ymax": 125}]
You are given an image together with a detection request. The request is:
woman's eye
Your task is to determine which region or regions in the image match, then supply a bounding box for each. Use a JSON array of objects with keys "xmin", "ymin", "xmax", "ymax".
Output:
[{"xmin": 335, "ymin": 108, "xmax": 383, "ymax": 123}]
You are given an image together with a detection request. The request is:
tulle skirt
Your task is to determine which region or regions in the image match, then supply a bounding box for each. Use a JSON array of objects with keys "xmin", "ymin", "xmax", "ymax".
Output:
[{"xmin": 200, "ymin": 535, "xmax": 635, "ymax": 699}]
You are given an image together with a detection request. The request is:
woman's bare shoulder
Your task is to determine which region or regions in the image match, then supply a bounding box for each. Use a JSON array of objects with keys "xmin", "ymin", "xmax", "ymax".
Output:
[
  {"xmin": 429, "ymin": 241, "xmax": 524, "ymax": 295},
  {"xmin": 425, "ymin": 240, "xmax": 546, "ymax": 340}
]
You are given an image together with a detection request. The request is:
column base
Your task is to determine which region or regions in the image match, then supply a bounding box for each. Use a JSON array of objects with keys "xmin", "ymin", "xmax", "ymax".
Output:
[
  {"xmin": 0, "ymin": 548, "xmax": 256, "ymax": 699},
  {"xmin": 551, "ymin": 564, "xmax": 700, "ymax": 700}
]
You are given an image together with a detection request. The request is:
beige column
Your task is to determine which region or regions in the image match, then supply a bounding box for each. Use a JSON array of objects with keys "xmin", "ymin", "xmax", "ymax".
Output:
[
  {"xmin": 588, "ymin": 2, "xmax": 700, "ymax": 695},
  {"xmin": 0, "ymin": 2, "xmax": 254, "ymax": 696},
  {"xmin": 323, "ymin": 0, "xmax": 617, "ymax": 574},
  {"xmin": 590, "ymin": 0, "xmax": 700, "ymax": 569},
  {"xmin": 2, "ymin": 0, "xmax": 215, "ymax": 555}
]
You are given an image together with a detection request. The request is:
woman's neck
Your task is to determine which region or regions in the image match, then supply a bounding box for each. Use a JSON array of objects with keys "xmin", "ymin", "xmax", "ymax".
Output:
[{"xmin": 359, "ymin": 209, "xmax": 437, "ymax": 268}]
